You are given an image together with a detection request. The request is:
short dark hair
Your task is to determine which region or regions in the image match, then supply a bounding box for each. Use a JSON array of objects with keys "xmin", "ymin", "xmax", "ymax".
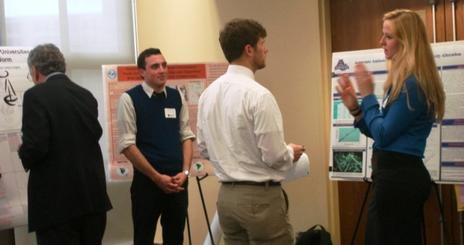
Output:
[
  {"xmin": 219, "ymin": 19, "xmax": 267, "ymax": 63},
  {"xmin": 137, "ymin": 48, "xmax": 162, "ymax": 69},
  {"xmin": 27, "ymin": 43, "xmax": 66, "ymax": 75}
]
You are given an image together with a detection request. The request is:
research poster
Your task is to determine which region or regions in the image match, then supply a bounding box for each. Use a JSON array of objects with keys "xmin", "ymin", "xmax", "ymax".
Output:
[
  {"xmin": 102, "ymin": 63, "xmax": 227, "ymax": 181},
  {"xmin": 0, "ymin": 47, "xmax": 31, "ymax": 230},
  {"xmin": 330, "ymin": 41, "xmax": 464, "ymax": 184}
]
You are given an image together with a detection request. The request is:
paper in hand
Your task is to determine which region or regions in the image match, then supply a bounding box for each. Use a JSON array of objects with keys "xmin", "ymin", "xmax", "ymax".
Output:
[{"xmin": 284, "ymin": 152, "xmax": 310, "ymax": 181}]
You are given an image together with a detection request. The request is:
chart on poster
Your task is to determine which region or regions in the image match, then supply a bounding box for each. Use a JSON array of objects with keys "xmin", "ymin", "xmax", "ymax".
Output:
[
  {"xmin": 0, "ymin": 47, "xmax": 31, "ymax": 230},
  {"xmin": 329, "ymin": 41, "xmax": 464, "ymax": 184}
]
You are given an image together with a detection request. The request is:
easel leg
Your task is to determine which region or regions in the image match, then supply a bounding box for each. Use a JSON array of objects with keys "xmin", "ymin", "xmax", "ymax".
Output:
[
  {"xmin": 433, "ymin": 183, "xmax": 451, "ymax": 245},
  {"xmin": 186, "ymin": 212, "xmax": 192, "ymax": 245},
  {"xmin": 196, "ymin": 175, "xmax": 215, "ymax": 245},
  {"xmin": 422, "ymin": 207, "xmax": 427, "ymax": 245},
  {"xmin": 350, "ymin": 181, "xmax": 372, "ymax": 245},
  {"xmin": 459, "ymin": 211, "xmax": 463, "ymax": 245}
]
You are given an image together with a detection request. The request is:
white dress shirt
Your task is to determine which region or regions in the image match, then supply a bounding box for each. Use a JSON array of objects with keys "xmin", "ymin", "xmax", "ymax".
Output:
[
  {"xmin": 117, "ymin": 82, "xmax": 195, "ymax": 153},
  {"xmin": 197, "ymin": 65, "xmax": 294, "ymax": 182}
]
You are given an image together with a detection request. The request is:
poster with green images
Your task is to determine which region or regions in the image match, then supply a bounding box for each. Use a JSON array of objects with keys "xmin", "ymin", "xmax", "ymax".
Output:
[{"xmin": 330, "ymin": 41, "xmax": 464, "ymax": 184}]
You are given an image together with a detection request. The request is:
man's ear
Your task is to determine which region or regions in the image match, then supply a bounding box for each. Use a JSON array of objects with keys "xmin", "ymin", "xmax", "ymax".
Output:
[
  {"xmin": 138, "ymin": 68, "xmax": 145, "ymax": 80},
  {"xmin": 244, "ymin": 44, "xmax": 254, "ymax": 57},
  {"xmin": 31, "ymin": 66, "xmax": 48, "ymax": 84},
  {"xmin": 31, "ymin": 66, "xmax": 40, "ymax": 83}
]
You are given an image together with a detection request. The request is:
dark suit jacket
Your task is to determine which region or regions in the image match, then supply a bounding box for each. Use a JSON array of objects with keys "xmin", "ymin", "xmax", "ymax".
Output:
[{"xmin": 18, "ymin": 73, "xmax": 112, "ymax": 232}]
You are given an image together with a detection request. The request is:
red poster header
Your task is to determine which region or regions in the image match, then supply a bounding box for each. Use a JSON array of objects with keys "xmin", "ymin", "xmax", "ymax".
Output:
[
  {"xmin": 117, "ymin": 64, "xmax": 207, "ymax": 82},
  {"xmin": 168, "ymin": 64, "xmax": 206, "ymax": 80},
  {"xmin": 117, "ymin": 66, "xmax": 142, "ymax": 81}
]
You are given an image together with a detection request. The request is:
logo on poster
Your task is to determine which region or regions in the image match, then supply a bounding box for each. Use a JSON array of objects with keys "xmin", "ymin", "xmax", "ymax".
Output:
[
  {"xmin": 107, "ymin": 69, "xmax": 117, "ymax": 80},
  {"xmin": 334, "ymin": 59, "xmax": 349, "ymax": 71},
  {"xmin": 117, "ymin": 166, "xmax": 128, "ymax": 177},
  {"xmin": 2, "ymin": 71, "xmax": 18, "ymax": 106}
]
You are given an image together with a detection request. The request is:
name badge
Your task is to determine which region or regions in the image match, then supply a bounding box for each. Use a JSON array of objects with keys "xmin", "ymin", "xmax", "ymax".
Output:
[{"xmin": 165, "ymin": 108, "xmax": 177, "ymax": 119}]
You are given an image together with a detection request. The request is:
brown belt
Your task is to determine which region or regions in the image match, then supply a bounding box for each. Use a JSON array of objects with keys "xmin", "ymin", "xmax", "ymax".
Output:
[{"xmin": 221, "ymin": 181, "xmax": 281, "ymax": 186}]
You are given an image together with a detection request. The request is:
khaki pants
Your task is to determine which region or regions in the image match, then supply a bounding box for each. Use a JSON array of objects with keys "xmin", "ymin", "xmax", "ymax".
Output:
[{"xmin": 217, "ymin": 183, "xmax": 294, "ymax": 245}]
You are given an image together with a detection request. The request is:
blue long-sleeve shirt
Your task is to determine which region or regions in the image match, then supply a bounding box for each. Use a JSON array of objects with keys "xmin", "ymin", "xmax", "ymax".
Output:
[{"xmin": 355, "ymin": 75, "xmax": 434, "ymax": 157}]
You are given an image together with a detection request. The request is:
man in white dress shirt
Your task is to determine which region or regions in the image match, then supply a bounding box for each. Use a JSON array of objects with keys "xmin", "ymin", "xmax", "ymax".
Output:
[{"xmin": 197, "ymin": 19, "xmax": 305, "ymax": 245}]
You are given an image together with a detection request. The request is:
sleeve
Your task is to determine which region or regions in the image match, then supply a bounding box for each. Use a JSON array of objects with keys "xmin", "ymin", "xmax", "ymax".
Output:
[
  {"xmin": 253, "ymin": 93, "xmax": 293, "ymax": 170},
  {"xmin": 18, "ymin": 90, "xmax": 50, "ymax": 170},
  {"xmin": 360, "ymin": 78, "xmax": 426, "ymax": 147},
  {"xmin": 196, "ymin": 97, "xmax": 209, "ymax": 159},
  {"xmin": 178, "ymin": 90, "xmax": 195, "ymax": 142},
  {"xmin": 354, "ymin": 110, "xmax": 373, "ymax": 138},
  {"xmin": 80, "ymin": 91, "xmax": 103, "ymax": 140},
  {"xmin": 117, "ymin": 93, "xmax": 137, "ymax": 153}
]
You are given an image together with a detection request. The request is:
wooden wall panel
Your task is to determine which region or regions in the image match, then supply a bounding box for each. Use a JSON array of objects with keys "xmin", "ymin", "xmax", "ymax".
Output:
[
  {"xmin": 435, "ymin": 0, "xmax": 448, "ymax": 42},
  {"xmin": 445, "ymin": 0, "xmax": 464, "ymax": 41},
  {"xmin": 337, "ymin": 181, "xmax": 370, "ymax": 245},
  {"xmin": 458, "ymin": 1, "xmax": 464, "ymax": 40},
  {"xmin": 330, "ymin": 0, "xmax": 433, "ymax": 52},
  {"xmin": 0, "ymin": 230, "xmax": 14, "ymax": 245},
  {"xmin": 330, "ymin": 0, "xmax": 464, "ymax": 244}
]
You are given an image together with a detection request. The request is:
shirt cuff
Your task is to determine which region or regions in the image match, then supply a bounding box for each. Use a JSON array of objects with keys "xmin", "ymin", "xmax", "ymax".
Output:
[
  {"xmin": 181, "ymin": 128, "xmax": 196, "ymax": 142},
  {"xmin": 181, "ymin": 135, "xmax": 196, "ymax": 142},
  {"xmin": 361, "ymin": 94, "xmax": 378, "ymax": 110},
  {"xmin": 118, "ymin": 134, "xmax": 136, "ymax": 153},
  {"xmin": 286, "ymin": 144, "xmax": 294, "ymax": 162}
]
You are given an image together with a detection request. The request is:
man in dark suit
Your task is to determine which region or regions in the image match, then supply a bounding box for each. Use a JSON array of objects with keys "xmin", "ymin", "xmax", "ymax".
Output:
[{"xmin": 18, "ymin": 43, "xmax": 112, "ymax": 245}]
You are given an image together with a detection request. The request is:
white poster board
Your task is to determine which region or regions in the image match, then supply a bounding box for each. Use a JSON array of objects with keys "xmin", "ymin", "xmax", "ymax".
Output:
[
  {"xmin": 0, "ymin": 47, "xmax": 31, "ymax": 230},
  {"xmin": 329, "ymin": 41, "xmax": 464, "ymax": 184},
  {"xmin": 101, "ymin": 63, "xmax": 227, "ymax": 181}
]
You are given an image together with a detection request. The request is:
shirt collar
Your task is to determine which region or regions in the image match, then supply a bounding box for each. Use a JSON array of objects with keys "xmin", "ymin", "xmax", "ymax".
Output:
[
  {"xmin": 227, "ymin": 64, "xmax": 255, "ymax": 80},
  {"xmin": 44, "ymin": 72, "xmax": 65, "ymax": 81},
  {"xmin": 141, "ymin": 82, "xmax": 167, "ymax": 98}
]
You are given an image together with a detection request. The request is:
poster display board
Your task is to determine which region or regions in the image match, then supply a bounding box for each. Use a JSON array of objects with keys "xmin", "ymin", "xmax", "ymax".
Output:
[
  {"xmin": 102, "ymin": 63, "xmax": 228, "ymax": 181},
  {"xmin": 0, "ymin": 47, "xmax": 31, "ymax": 230},
  {"xmin": 329, "ymin": 41, "xmax": 464, "ymax": 184}
]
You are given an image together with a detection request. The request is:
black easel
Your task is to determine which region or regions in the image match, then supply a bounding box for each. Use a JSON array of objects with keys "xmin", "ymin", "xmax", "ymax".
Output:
[
  {"xmin": 186, "ymin": 212, "xmax": 192, "ymax": 245},
  {"xmin": 422, "ymin": 208, "xmax": 427, "ymax": 245},
  {"xmin": 350, "ymin": 180, "xmax": 372, "ymax": 245},
  {"xmin": 433, "ymin": 182, "xmax": 452, "ymax": 245},
  {"xmin": 196, "ymin": 174, "xmax": 215, "ymax": 245}
]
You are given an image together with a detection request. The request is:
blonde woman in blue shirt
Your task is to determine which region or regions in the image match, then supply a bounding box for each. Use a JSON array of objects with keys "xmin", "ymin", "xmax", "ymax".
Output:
[{"xmin": 336, "ymin": 9, "xmax": 445, "ymax": 245}]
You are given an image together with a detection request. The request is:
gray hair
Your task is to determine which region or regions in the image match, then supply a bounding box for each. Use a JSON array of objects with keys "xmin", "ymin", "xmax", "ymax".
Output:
[{"xmin": 27, "ymin": 43, "xmax": 66, "ymax": 75}]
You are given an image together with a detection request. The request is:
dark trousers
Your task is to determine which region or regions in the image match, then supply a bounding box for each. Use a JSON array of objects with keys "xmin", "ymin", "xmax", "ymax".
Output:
[
  {"xmin": 35, "ymin": 212, "xmax": 107, "ymax": 245},
  {"xmin": 365, "ymin": 150, "xmax": 431, "ymax": 245},
  {"xmin": 131, "ymin": 174, "xmax": 188, "ymax": 245}
]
